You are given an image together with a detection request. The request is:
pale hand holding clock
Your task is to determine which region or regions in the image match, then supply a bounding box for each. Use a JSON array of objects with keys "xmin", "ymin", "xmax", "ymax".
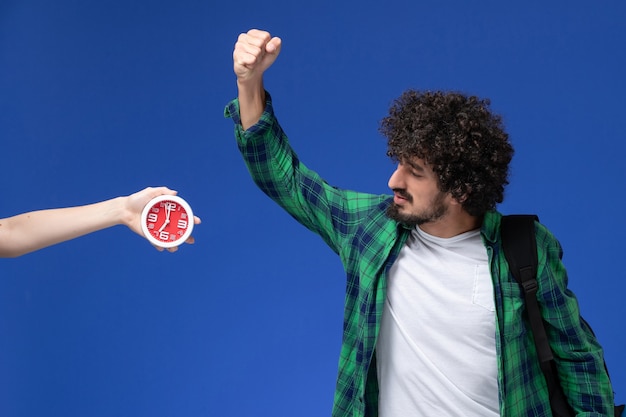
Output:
[
  {"xmin": 0, "ymin": 186, "xmax": 201, "ymax": 257},
  {"xmin": 126, "ymin": 187, "xmax": 201, "ymax": 252}
]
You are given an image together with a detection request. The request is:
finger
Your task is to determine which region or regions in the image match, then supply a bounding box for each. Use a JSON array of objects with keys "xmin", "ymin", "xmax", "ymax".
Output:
[
  {"xmin": 154, "ymin": 186, "xmax": 177, "ymax": 196},
  {"xmin": 141, "ymin": 186, "xmax": 176, "ymax": 199},
  {"xmin": 245, "ymin": 29, "xmax": 272, "ymax": 46},
  {"xmin": 234, "ymin": 48, "xmax": 261, "ymax": 68},
  {"xmin": 236, "ymin": 32, "xmax": 269, "ymax": 54},
  {"xmin": 236, "ymin": 40, "xmax": 269, "ymax": 62}
]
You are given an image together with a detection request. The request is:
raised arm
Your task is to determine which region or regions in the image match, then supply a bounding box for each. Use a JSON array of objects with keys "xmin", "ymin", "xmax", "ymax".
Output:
[
  {"xmin": 0, "ymin": 186, "xmax": 201, "ymax": 257},
  {"xmin": 233, "ymin": 29, "xmax": 282, "ymax": 129}
]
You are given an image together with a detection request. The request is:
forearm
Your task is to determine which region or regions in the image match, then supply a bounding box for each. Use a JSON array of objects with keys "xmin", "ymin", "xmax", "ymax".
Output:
[
  {"xmin": 0, "ymin": 197, "xmax": 128, "ymax": 258},
  {"xmin": 237, "ymin": 78, "xmax": 266, "ymax": 130}
]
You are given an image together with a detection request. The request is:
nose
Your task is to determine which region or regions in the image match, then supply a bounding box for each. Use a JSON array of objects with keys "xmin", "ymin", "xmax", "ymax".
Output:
[{"xmin": 388, "ymin": 165, "xmax": 405, "ymax": 190}]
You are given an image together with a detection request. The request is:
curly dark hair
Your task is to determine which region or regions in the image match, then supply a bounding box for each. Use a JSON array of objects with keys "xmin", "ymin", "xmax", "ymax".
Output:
[{"xmin": 380, "ymin": 90, "xmax": 514, "ymax": 216}]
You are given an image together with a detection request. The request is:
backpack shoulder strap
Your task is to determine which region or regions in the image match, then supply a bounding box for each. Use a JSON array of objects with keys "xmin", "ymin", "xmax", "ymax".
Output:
[
  {"xmin": 500, "ymin": 214, "xmax": 554, "ymax": 366},
  {"xmin": 501, "ymin": 215, "xmax": 576, "ymax": 417},
  {"xmin": 501, "ymin": 215, "xmax": 622, "ymax": 417},
  {"xmin": 500, "ymin": 214, "xmax": 539, "ymax": 288}
]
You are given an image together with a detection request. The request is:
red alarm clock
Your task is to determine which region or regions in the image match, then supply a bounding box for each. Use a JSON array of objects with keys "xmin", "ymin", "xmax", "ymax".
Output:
[{"xmin": 140, "ymin": 195, "xmax": 194, "ymax": 248}]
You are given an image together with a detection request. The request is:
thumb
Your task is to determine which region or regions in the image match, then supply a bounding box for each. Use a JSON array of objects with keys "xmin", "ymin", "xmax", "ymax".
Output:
[{"xmin": 265, "ymin": 37, "xmax": 282, "ymax": 56}]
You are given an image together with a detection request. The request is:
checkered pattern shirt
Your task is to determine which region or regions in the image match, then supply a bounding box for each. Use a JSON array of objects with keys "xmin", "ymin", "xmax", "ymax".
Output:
[{"xmin": 225, "ymin": 94, "xmax": 614, "ymax": 417}]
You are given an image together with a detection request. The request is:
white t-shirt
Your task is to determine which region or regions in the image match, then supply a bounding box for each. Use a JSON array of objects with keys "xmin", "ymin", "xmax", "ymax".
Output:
[{"xmin": 376, "ymin": 226, "xmax": 500, "ymax": 417}]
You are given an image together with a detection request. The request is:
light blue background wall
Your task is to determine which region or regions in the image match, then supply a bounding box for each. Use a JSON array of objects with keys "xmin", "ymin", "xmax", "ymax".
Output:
[{"xmin": 1, "ymin": 1, "xmax": 624, "ymax": 416}]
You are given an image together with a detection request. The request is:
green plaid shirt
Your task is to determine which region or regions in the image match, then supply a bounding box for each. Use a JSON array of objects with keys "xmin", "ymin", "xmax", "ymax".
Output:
[{"xmin": 225, "ymin": 94, "xmax": 614, "ymax": 417}]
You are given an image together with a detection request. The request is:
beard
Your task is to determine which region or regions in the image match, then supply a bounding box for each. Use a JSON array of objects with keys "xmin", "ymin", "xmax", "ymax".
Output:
[{"xmin": 386, "ymin": 190, "xmax": 448, "ymax": 227}]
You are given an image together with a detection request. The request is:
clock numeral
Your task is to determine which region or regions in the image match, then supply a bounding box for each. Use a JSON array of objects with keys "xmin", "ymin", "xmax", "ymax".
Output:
[
  {"xmin": 177, "ymin": 219, "xmax": 188, "ymax": 229},
  {"xmin": 151, "ymin": 207, "xmax": 160, "ymax": 213},
  {"xmin": 180, "ymin": 213, "xmax": 188, "ymax": 219},
  {"xmin": 147, "ymin": 213, "xmax": 158, "ymax": 223},
  {"xmin": 159, "ymin": 231, "xmax": 169, "ymax": 241}
]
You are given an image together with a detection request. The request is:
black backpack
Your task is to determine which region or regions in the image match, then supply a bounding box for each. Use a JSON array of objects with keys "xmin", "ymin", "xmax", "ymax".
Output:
[{"xmin": 500, "ymin": 215, "xmax": 624, "ymax": 417}]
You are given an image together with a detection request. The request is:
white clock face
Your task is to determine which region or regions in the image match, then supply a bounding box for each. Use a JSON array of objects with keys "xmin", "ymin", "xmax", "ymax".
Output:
[{"xmin": 141, "ymin": 195, "xmax": 194, "ymax": 248}]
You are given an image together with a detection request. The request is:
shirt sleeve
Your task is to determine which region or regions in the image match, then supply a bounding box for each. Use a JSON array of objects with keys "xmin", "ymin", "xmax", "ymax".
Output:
[
  {"xmin": 224, "ymin": 93, "xmax": 389, "ymax": 255},
  {"xmin": 535, "ymin": 222, "xmax": 615, "ymax": 416}
]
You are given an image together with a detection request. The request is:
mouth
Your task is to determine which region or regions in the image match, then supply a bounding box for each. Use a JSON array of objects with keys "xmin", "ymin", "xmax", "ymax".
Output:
[
  {"xmin": 392, "ymin": 190, "xmax": 412, "ymax": 205},
  {"xmin": 393, "ymin": 195, "xmax": 406, "ymax": 205}
]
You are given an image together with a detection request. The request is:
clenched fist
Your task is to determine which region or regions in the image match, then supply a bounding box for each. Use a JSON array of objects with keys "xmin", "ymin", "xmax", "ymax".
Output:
[
  {"xmin": 232, "ymin": 29, "xmax": 282, "ymax": 129},
  {"xmin": 233, "ymin": 29, "xmax": 282, "ymax": 84}
]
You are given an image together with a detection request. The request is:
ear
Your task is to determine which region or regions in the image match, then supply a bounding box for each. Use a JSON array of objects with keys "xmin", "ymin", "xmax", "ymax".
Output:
[
  {"xmin": 443, "ymin": 192, "xmax": 463, "ymax": 207},
  {"xmin": 454, "ymin": 184, "xmax": 471, "ymax": 204},
  {"xmin": 449, "ymin": 192, "xmax": 468, "ymax": 206}
]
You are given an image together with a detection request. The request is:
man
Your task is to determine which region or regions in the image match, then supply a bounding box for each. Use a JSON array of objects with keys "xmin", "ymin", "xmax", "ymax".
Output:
[
  {"xmin": 226, "ymin": 29, "xmax": 614, "ymax": 416},
  {"xmin": 0, "ymin": 186, "xmax": 201, "ymax": 257}
]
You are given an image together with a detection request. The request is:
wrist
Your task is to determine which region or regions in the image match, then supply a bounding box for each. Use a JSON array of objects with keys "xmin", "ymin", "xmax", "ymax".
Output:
[
  {"xmin": 237, "ymin": 79, "xmax": 266, "ymax": 130},
  {"xmin": 237, "ymin": 78, "xmax": 265, "ymax": 100},
  {"xmin": 114, "ymin": 196, "xmax": 134, "ymax": 228}
]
